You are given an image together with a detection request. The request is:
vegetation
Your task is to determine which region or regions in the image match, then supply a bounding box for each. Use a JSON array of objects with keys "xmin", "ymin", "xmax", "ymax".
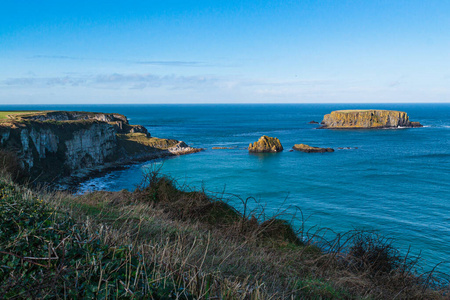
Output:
[
  {"xmin": 0, "ymin": 164, "xmax": 448, "ymax": 298},
  {"xmin": 0, "ymin": 111, "xmax": 39, "ymax": 121},
  {"xmin": 0, "ymin": 150, "xmax": 28, "ymax": 184},
  {"xmin": 117, "ymin": 133, "xmax": 180, "ymax": 155},
  {"xmin": 0, "ymin": 177, "xmax": 193, "ymax": 299}
]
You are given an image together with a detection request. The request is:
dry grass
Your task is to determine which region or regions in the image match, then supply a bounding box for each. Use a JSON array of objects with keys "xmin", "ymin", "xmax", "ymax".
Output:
[
  {"xmin": 1, "ymin": 165, "xmax": 449, "ymax": 299},
  {"xmin": 57, "ymin": 169, "xmax": 449, "ymax": 299}
]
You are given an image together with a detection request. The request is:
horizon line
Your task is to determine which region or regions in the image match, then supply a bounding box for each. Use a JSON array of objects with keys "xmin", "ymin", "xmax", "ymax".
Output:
[{"xmin": 0, "ymin": 102, "xmax": 449, "ymax": 106}]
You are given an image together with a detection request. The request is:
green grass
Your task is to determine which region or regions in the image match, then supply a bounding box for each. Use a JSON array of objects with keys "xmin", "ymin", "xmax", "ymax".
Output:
[
  {"xmin": 334, "ymin": 109, "xmax": 401, "ymax": 113},
  {"xmin": 0, "ymin": 111, "xmax": 39, "ymax": 120},
  {"xmin": 117, "ymin": 133, "xmax": 180, "ymax": 155}
]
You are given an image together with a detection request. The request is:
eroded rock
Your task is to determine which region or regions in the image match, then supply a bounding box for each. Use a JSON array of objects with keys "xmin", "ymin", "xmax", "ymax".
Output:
[
  {"xmin": 319, "ymin": 110, "xmax": 423, "ymax": 129},
  {"xmin": 248, "ymin": 136, "xmax": 283, "ymax": 153}
]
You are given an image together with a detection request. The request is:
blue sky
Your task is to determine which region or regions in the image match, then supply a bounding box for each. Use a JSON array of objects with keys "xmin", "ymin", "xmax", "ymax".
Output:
[{"xmin": 1, "ymin": 0, "xmax": 449, "ymax": 104}]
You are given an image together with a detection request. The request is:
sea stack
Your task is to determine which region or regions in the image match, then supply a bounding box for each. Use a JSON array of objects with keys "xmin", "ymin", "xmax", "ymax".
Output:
[
  {"xmin": 319, "ymin": 110, "xmax": 423, "ymax": 129},
  {"xmin": 248, "ymin": 135, "xmax": 283, "ymax": 153}
]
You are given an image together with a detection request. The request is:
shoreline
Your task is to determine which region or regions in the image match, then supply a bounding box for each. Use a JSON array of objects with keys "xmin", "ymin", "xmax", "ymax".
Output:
[{"xmin": 56, "ymin": 147, "xmax": 204, "ymax": 191}]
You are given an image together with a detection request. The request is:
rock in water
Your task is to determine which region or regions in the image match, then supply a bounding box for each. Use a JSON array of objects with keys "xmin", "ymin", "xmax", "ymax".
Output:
[
  {"xmin": 248, "ymin": 136, "xmax": 283, "ymax": 153},
  {"xmin": 293, "ymin": 144, "xmax": 334, "ymax": 153},
  {"xmin": 319, "ymin": 110, "xmax": 423, "ymax": 129}
]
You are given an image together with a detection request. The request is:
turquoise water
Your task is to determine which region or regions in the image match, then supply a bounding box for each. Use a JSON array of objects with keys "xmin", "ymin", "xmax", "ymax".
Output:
[{"xmin": 4, "ymin": 104, "xmax": 450, "ymax": 270}]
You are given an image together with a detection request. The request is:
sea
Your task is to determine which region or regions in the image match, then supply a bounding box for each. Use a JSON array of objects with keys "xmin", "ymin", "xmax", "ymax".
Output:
[{"xmin": 3, "ymin": 103, "xmax": 449, "ymax": 271}]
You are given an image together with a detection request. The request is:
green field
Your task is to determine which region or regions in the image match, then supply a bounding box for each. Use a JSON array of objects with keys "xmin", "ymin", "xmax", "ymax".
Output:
[{"xmin": 0, "ymin": 111, "xmax": 39, "ymax": 120}]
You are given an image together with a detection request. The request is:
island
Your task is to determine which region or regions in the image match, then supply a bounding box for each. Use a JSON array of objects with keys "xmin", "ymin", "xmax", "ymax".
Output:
[
  {"xmin": 292, "ymin": 144, "xmax": 334, "ymax": 153},
  {"xmin": 248, "ymin": 135, "xmax": 283, "ymax": 153},
  {"xmin": 0, "ymin": 111, "xmax": 201, "ymax": 185},
  {"xmin": 319, "ymin": 110, "xmax": 423, "ymax": 129}
]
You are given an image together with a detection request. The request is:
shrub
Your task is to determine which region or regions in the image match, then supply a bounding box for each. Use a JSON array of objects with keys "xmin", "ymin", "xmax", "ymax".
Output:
[
  {"xmin": 348, "ymin": 231, "xmax": 401, "ymax": 275},
  {"xmin": 0, "ymin": 150, "xmax": 28, "ymax": 183}
]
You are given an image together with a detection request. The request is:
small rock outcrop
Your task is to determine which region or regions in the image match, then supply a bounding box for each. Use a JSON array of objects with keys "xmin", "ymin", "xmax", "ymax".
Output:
[
  {"xmin": 319, "ymin": 110, "xmax": 423, "ymax": 129},
  {"xmin": 248, "ymin": 136, "xmax": 283, "ymax": 153},
  {"xmin": 293, "ymin": 144, "xmax": 334, "ymax": 153},
  {"xmin": 309, "ymin": 121, "xmax": 319, "ymax": 124}
]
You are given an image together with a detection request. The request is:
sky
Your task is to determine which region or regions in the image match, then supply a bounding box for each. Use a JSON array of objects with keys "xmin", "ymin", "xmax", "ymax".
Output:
[{"xmin": 0, "ymin": 0, "xmax": 449, "ymax": 104}]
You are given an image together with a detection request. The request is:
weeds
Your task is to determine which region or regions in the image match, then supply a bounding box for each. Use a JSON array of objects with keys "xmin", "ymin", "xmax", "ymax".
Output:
[
  {"xmin": 1, "ymin": 167, "xmax": 449, "ymax": 299},
  {"xmin": 0, "ymin": 179, "xmax": 193, "ymax": 299}
]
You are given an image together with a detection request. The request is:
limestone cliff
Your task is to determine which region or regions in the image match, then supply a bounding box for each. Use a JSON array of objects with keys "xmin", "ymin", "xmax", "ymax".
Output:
[
  {"xmin": 320, "ymin": 110, "xmax": 423, "ymax": 129},
  {"xmin": 0, "ymin": 111, "xmax": 201, "ymax": 183},
  {"xmin": 248, "ymin": 136, "xmax": 283, "ymax": 153}
]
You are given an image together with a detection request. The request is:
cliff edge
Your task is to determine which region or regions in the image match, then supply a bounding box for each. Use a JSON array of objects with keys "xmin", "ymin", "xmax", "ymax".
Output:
[
  {"xmin": 320, "ymin": 110, "xmax": 423, "ymax": 129},
  {"xmin": 0, "ymin": 111, "xmax": 201, "ymax": 184}
]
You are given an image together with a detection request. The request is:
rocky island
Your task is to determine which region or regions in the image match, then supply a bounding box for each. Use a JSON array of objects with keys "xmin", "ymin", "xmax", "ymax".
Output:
[
  {"xmin": 0, "ymin": 111, "xmax": 201, "ymax": 185},
  {"xmin": 248, "ymin": 135, "xmax": 283, "ymax": 153},
  {"xmin": 293, "ymin": 144, "xmax": 334, "ymax": 153},
  {"xmin": 319, "ymin": 109, "xmax": 423, "ymax": 129}
]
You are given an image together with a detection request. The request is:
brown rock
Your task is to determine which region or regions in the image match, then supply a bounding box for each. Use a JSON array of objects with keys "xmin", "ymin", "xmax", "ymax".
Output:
[
  {"xmin": 248, "ymin": 135, "xmax": 283, "ymax": 153},
  {"xmin": 293, "ymin": 144, "xmax": 334, "ymax": 153},
  {"xmin": 319, "ymin": 110, "xmax": 423, "ymax": 129}
]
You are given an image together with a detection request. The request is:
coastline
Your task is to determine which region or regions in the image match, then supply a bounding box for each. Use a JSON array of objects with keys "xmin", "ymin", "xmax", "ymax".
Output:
[{"xmin": 57, "ymin": 146, "xmax": 204, "ymax": 191}]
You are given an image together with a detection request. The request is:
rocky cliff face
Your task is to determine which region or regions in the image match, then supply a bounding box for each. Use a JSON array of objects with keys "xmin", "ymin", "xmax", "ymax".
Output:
[
  {"xmin": 248, "ymin": 136, "xmax": 283, "ymax": 153},
  {"xmin": 64, "ymin": 123, "xmax": 117, "ymax": 170},
  {"xmin": 320, "ymin": 110, "xmax": 423, "ymax": 129},
  {"xmin": 0, "ymin": 111, "xmax": 200, "ymax": 183},
  {"xmin": 0, "ymin": 120, "xmax": 119, "ymax": 180}
]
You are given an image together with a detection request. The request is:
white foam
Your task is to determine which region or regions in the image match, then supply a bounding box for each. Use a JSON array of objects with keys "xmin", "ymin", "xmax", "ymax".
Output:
[{"xmin": 77, "ymin": 173, "xmax": 115, "ymax": 194}]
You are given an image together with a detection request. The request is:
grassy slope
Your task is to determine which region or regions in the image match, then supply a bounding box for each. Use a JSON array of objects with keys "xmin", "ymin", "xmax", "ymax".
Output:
[
  {"xmin": 0, "ymin": 170, "xmax": 448, "ymax": 299},
  {"xmin": 117, "ymin": 133, "xmax": 180, "ymax": 154}
]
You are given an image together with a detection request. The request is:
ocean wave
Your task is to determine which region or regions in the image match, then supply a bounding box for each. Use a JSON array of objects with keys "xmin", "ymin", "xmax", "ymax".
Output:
[{"xmin": 77, "ymin": 173, "xmax": 115, "ymax": 194}]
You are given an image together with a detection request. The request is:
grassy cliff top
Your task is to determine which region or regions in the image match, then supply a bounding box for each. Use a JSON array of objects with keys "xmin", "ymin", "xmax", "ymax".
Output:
[
  {"xmin": 334, "ymin": 109, "xmax": 404, "ymax": 113},
  {"xmin": 0, "ymin": 111, "xmax": 42, "ymax": 121},
  {"xmin": 0, "ymin": 110, "xmax": 129, "ymax": 125}
]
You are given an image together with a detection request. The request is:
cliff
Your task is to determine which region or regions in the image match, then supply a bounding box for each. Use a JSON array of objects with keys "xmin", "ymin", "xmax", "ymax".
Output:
[
  {"xmin": 248, "ymin": 135, "xmax": 283, "ymax": 153},
  {"xmin": 320, "ymin": 110, "xmax": 423, "ymax": 129},
  {"xmin": 0, "ymin": 111, "xmax": 201, "ymax": 184}
]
